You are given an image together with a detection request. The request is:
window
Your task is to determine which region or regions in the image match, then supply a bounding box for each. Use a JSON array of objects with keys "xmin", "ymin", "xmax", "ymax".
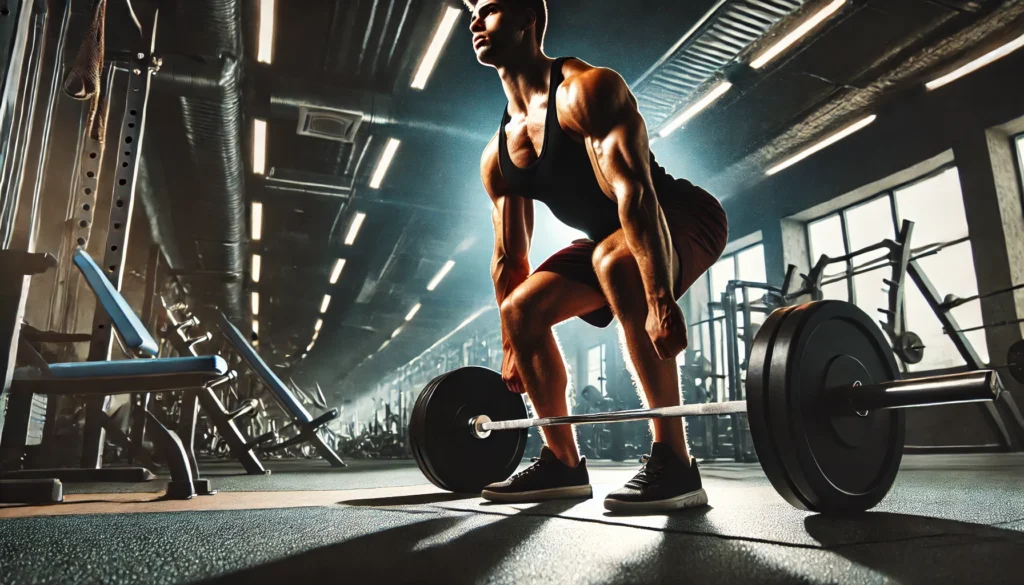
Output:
[
  {"xmin": 586, "ymin": 344, "xmax": 606, "ymax": 395},
  {"xmin": 1016, "ymin": 133, "xmax": 1024, "ymax": 188},
  {"xmin": 804, "ymin": 167, "xmax": 987, "ymax": 372},
  {"xmin": 688, "ymin": 243, "xmax": 766, "ymax": 401}
]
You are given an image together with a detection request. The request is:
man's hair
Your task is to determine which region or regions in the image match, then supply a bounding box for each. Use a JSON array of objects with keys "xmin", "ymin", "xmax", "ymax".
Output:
[{"xmin": 463, "ymin": 0, "xmax": 548, "ymax": 49}]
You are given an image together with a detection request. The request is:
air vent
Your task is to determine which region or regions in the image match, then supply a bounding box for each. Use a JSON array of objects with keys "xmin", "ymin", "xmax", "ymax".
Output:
[{"xmin": 296, "ymin": 107, "xmax": 363, "ymax": 143}]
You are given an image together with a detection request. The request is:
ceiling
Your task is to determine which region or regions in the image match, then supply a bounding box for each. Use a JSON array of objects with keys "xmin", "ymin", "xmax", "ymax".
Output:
[{"xmin": 118, "ymin": 0, "xmax": 1018, "ymax": 400}]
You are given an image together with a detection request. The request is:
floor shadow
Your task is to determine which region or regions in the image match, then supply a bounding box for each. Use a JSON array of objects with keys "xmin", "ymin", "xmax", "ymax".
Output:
[
  {"xmin": 201, "ymin": 500, "xmax": 582, "ymax": 585},
  {"xmin": 339, "ymin": 492, "xmax": 475, "ymax": 506},
  {"xmin": 805, "ymin": 512, "xmax": 1024, "ymax": 584}
]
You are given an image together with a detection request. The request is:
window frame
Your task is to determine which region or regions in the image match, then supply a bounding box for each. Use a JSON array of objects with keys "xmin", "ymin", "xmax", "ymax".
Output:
[{"xmin": 803, "ymin": 163, "xmax": 979, "ymax": 374}]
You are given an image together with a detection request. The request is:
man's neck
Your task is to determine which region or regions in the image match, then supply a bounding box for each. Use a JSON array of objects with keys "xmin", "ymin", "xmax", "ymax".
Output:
[{"xmin": 497, "ymin": 51, "xmax": 554, "ymax": 115}]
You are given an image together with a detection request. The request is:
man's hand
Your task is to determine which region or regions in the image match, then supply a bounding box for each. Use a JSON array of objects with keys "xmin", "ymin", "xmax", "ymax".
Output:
[
  {"xmin": 501, "ymin": 342, "xmax": 526, "ymax": 394},
  {"xmin": 646, "ymin": 298, "xmax": 688, "ymax": 360}
]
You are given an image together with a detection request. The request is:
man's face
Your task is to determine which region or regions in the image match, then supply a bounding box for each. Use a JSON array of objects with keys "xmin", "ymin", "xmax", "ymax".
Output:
[{"xmin": 469, "ymin": 1, "xmax": 531, "ymax": 66}]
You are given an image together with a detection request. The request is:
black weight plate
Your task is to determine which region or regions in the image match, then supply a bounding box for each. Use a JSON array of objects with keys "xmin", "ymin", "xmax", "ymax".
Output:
[
  {"xmin": 745, "ymin": 304, "xmax": 810, "ymax": 510},
  {"xmin": 768, "ymin": 301, "xmax": 904, "ymax": 514},
  {"xmin": 893, "ymin": 331, "xmax": 925, "ymax": 365},
  {"xmin": 410, "ymin": 367, "xmax": 528, "ymax": 493},
  {"xmin": 1008, "ymin": 339, "xmax": 1024, "ymax": 384},
  {"xmin": 409, "ymin": 372, "xmax": 448, "ymax": 489}
]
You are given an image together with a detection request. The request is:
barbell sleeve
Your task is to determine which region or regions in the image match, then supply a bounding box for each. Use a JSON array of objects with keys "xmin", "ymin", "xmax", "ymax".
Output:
[
  {"xmin": 474, "ymin": 400, "xmax": 747, "ymax": 436},
  {"xmin": 833, "ymin": 370, "xmax": 1002, "ymax": 414}
]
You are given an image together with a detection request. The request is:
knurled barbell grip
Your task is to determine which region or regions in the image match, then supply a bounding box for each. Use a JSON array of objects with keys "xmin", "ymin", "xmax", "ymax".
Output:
[{"xmin": 475, "ymin": 400, "xmax": 748, "ymax": 434}]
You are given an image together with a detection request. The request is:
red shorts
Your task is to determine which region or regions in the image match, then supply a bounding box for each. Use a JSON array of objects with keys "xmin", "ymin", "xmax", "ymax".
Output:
[{"xmin": 533, "ymin": 184, "xmax": 728, "ymax": 328}]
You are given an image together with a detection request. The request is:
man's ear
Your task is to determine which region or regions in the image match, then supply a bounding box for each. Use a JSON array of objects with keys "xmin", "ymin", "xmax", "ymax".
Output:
[{"xmin": 522, "ymin": 8, "xmax": 537, "ymax": 35}]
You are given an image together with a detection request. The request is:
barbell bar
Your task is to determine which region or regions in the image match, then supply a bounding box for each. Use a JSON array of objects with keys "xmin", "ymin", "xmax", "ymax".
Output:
[
  {"xmin": 470, "ymin": 369, "xmax": 1001, "ymax": 440},
  {"xmin": 409, "ymin": 300, "xmax": 1008, "ymax": 514}
]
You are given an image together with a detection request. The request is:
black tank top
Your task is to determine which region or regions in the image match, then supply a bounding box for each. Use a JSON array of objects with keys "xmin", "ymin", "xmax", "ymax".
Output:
[{"xmin": 498, "ymin": 57, "xmax": 695, "ymax": 241}]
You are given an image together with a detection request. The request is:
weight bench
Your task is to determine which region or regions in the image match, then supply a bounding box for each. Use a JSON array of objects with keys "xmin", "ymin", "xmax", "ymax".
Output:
[
  {"xmin": 216, "ymin": 312, "xmax": 346, "ymax": 467},
  {"xmin": 0, "ymin": 250, "xmax": 232, "ymax": 503}
]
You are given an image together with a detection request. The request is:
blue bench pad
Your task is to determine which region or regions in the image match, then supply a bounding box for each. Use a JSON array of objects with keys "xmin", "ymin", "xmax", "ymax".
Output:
[
  {"xmin": 72, "ymin": 249, "xmax": 160, "ymax": 356},
  {"xmin": 48, "ymin": 356, "xmax": 227, "ymax": 379}
]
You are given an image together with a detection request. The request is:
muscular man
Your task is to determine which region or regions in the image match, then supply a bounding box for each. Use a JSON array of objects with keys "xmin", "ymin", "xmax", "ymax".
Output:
[{"xmin": 469, "ymin": 0, "xmax": 729, "ymax": 512}]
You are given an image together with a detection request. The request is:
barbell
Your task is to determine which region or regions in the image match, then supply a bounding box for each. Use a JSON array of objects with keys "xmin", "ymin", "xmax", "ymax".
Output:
[{"xmin": 409, "ymin": 301, "xmax": 1006, "ymax": 514}]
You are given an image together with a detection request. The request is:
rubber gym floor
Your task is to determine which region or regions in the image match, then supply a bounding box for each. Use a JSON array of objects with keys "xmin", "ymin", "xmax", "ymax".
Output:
[{"xmin": 1, "ymin": 453, "xmax": 1022, "ymax": 585}]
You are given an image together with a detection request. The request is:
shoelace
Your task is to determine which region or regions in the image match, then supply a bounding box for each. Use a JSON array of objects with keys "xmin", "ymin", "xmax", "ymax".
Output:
[
  {"xmin": 509, "ymin": 456, "xmax": 546, "ymax": 481},
  {"xmin": 627, "ymin": 454, "xmax": 668, "ymax": 488}
]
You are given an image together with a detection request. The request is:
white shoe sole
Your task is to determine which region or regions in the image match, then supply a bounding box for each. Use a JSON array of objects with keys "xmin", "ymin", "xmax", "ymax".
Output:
[
  {"xmin": 603, "ymin": 488, "xmax": 708, "ymax": 513},
  {"xmin": 481, "ymin": 484, "xmax": 594, "ymax": 503}
]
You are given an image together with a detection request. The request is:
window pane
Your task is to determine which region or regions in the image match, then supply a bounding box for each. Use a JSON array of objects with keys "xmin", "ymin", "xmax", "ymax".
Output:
[
  {"xmin": 904, "ymin": 242, "xmax": 988, "ymax": 371},
  {"xmin": 845, "ymin": 196, "xmax": 895, "ymax": 264},
  {"xmin": 895, "ymin": 167, "xmax": 968, "ymax": 247},
  {"xmin": 822, "ymin": 280, "xmax": 849, "ymax": 302},
  {"xmin": 736, "ymin": 244, "xmax": 766, "ymax": 283},
  {"xmin": 709, "ymin": 255, "xmax": 736, "ymax": 303},
  {"xmin": 808, "ymin": 214, "xmax": 845, "ymax": 264},
  {"xmin": 1016, "ymin": 134, "xmax": 1024, "ymax": 187},
  {"xmin": 587, "ymin": 345, "xmax": 604, "ymax": 391}
]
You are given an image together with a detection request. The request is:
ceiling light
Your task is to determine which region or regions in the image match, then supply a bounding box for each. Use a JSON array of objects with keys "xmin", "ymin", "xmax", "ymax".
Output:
[
  {"xmin": 251, "ymin": 202, "xmax": 263, "ymax": 241},
  {"xmin": 405, "ymin": 303, "xmax": 422, "ymax": 322},
  {"xmin": 369, "ymin": 139, "xmax": 401, "ymax": 189},
  {"xmin": 925, "ymin": 31, "xmax": 1024, "ymax": 91},
  {"xmin": 659, "ymin": 81, "xmax": 733, "ymax": 138},
  {"xmin": 329, "ymin": 259, "xmax": 346, "ymax": 284},
  {"xmin": 411, "ymin": 6, "xmax": 461, "ymax": 90},
  {"xmin": 307, "ymin": 341, "xmax": 315, "ymax": 352},
  {"xmin": 251, "ymin": 292, "xmax": 259, "ymax": 315},
  {"xmin": 252, "ymin": 254, "xmax": 262, "ymax": 283},
  {"xmin": 379, "ymin": 340, "xmax": 390, "ymax": 352},
  {"xmin": 314, "ymin": 318, "xmax": 323, "ymax": 332},
  {"xmin": 252, "ymin": 339, "xmax": 259, "ymax": 348},
  {"xmin": 344, "ymin": 212, "xmax": 366, "ymax": 246},
  {"xmin": 252, "ymin": 320, "xmax": 259, "ymax": 336},
  {"xmin": 320, "ymin": 294, "xmax": 331, "ymax": 314},
  {"xmin": 427, "ymin": 260, "xmax": 455, "ymax": 291},
  {"xmin": 750, "ymin": 0, "xmax": 846, "ymax": 70},
  {"xmin": 766, "ymin": 114, "xmax": 877, "ymax": 176},
  {"xmin": 392, "ymin": 326, "xmax": 404, "ymax": 339},
  {"xmin": 252, "ymin": 119, "xmax": 267, "ymax": 175},
  {"xmin": 312, "ymin": 330, "xmax": 319, "ymax": 341},
  {"xmin": 257, "ymin": 0, "xmax": 275, "ymax": 64}
]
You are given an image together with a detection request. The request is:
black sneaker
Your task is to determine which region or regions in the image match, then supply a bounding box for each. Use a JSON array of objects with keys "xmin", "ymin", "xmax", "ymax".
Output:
[
  {"xmin": 481, "ymin": 446, "xmax": 593, "ymax": 503},
  {"xmin": 604, "ymin": 442, "xmax": 708, "ymax": 513}
]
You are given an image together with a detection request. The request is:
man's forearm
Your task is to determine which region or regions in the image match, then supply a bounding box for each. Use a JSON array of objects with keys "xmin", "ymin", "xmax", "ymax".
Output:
[
  {"xmin": 492, "ymin": 256, "xmax": 530, "ymax": 345},
  {"xmin": 618, "ymin": 185, "xmax": 676, "ymax": 305}
]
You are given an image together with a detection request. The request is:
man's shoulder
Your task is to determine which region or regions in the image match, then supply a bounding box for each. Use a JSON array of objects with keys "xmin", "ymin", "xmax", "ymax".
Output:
[{"xmin": 557, "ymin": 59, "xmax": 632, "ymax": 132}]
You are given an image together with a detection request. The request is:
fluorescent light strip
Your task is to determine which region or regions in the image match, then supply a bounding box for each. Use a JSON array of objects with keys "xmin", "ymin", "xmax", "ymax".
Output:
[
  {"xmin": 251, "ymin": 292, "xmax": 260, "ymax": 316},
  {"xmin": 405, "ymin": 303, "xmax": 422, "ymax": 322},
  {"xmin": 320, "ymin": 294, "xmax": 332, "ymax": 314},
  {"xmin": 307, "ymin": 341, "xmax": 315, "ymax": 352},
  {"xmin": 253, "ymin": 119, "xmax": 267, "ymax": 175},
  {"xmin": 257, "ymin": 0, "xmax": 275, "ymax": 64},
  {"xmin": 391, "ymin": 326, "xmax": 404, "ymax": 339},
  {"xmin": 252, "ymin": 254, "xmax": 261, "ymax": 283},
  {"xmin": 750, "ymin": 0, "xmax": 846, "ymax": 70},
  {"xmin": 926, "ymin": 32, "xmax": 1024, "ymax": 91},
  {"xmin": 345, "ymin": 212, "xmax": 367, "ymax": 246},
  {"xmin": 766, "ymin": 114, "xmax": 877, "ymax": 176},
  {"xmin": 312, "ymin": 331, "xmax": 319, "ymax": 341},
  {"xmin": 329, "ymin": 259, "xmax": 346, "ymax": 284},
  {"xmin": 378, "ymin": 340, "xmax": 391, "ymax": 352},
  {"xmin": 411, "ymin": 7, "xmax": 461, "ymax": 90},
  {"xmin": 659, "ymin": 81, "xmax": 733, "ymax": 138},
  {"xmin": 427, "ymin": 260, "xmax": 455, "ymax": 291},
  {"xmin": 252, "ymin": 320, "xmax": 259, "ymax": 336},
  {"xmin": 251, "ymin": 202, "xmax": 263, "ymax": 241},
  {"xmin": 314, "ymin": 318, "xmax": 323, "ymax": 332},
  {"xmin": 369, "ymin": 139, "xmax": 401, "ymax": 189}
]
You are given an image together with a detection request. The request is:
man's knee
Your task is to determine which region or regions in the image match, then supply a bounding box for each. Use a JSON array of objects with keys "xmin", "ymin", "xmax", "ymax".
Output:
[
  {"xmin": 592, "ymin": 239, "xmax": 639, "ymax": 286},
  {"xmin": 500, "ymin": 289, "xmax": 549, "ymax": 344}
]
